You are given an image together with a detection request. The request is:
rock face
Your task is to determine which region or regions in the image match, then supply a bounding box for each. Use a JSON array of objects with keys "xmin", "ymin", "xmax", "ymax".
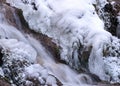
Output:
[
  {"xmin": 95, "ymin": 0, "xmax": 120, "ymax": 37},
  {"xmin": 116, "ymin": 14, "xmax": 120, "ymax": 38},
  {"xmin": 0, "ymin": 79, "xmax": 10, "ymax": 86}
]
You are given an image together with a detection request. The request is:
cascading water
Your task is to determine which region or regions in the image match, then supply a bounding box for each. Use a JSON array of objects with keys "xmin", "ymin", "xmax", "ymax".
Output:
[
  {"xmin": 27, "ymin": 36, "xmax": 94, "ymax": 86},
  {"xmin": 0, "ymin": 2, "xmax": 95, "ymax": 86}
]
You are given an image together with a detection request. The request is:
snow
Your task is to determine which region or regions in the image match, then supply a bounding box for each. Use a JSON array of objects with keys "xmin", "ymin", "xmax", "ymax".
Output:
[
  {"xmin": 46, "ymin": 76, "xmax": 57, "ymax": 85},
  {"xmin": 25, "ymin": 64, "xmax": 46, "ymax": 78},
  {"xmin": 104, "ymin": 57, "xmax": 120, "ymax": 83},
  {"xmin": 25, "ymin": 64, "xmax": 58, "ymax": 86},
  {"xmin": 102, "ymin": 37, "xmax": 120, "ymax": 82},
  {"xmin": 0, "ymin": 68, "xmax": 4, "ymax": 77},
  {"xmin": 0, "ymin": 39, "xmax": 37, "ymax": 63}
]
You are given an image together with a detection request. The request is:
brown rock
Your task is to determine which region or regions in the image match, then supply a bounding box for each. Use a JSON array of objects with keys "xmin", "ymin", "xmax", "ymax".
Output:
[
  {"xmin": 0, "ymin": 0, "xmax": 6, "ymax": 3},
  {"xmin": 0, "ymin": 78, "xmax": 10, "ymax": 86}
]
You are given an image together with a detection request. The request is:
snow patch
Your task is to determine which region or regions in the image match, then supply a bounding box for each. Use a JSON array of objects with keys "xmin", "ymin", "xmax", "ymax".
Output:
[{"xmin": 0, "ymin": 39, "xmax": 37, "ymax": 63}]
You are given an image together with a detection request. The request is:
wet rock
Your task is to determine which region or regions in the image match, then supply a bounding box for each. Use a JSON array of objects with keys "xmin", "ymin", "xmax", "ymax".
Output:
[
  {"xmin": 102, "ymin": 3, "xmax": 118, "ymax": 36},
  {"xmin": 79, "ymin": 46, "xmax": 92, "ymax": 72},
  {"xmin": 0, "ymin": 78, "xmax": 10, "ymax": 86},
  {"xmin": 0, "ymin": 0, "xmax": 6, "ymax": 3},
  {"xmin": 0, "ymin": 47, "xmax": 3, "ymax": 66},
  {"xmin": 116, "ymin": 24, "xmax": 120, "ymax": 38}
]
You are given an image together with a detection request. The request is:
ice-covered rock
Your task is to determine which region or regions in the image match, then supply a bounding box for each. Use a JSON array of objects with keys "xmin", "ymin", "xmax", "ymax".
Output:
[
  {"xmin": 0, "ymin": 39, "xmax": 62, "ymax": 86},
  {"xmin": 7, "ymin": 0, "xmax": 109, "ymax": 68},
  {"xmin": 94, "ymin": 0, "xmax": 120, "ymax": 36},
  {"xmin": 0, "ymin": 39, "xmax": 35, "ymax": 85},
  {"xmin": 24, "ymin": 64, "xmax": 62, "ymax": 86},
  {"xmin": 0, "ymin": 39, "xmax": 37, "ymax": 63}
]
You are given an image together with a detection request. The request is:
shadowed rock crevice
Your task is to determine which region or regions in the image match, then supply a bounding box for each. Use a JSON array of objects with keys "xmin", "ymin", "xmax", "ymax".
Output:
[
  {"xmin": 102, "ymin": 3, "xmax": 118, "ymax": 36},
  {"xmin": 78, "ymin": 46, "xmax": 93, "ymax": 72},
  {"xmin": 0, "ymin": 48, "xmax": 3, "ymax": 66},
  {"xmin": 95, "ymin": 0, "xmax": 120, "ymax": 37}
]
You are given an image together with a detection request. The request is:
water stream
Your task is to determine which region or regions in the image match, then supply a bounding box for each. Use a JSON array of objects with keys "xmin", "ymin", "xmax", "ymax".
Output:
[{"xmin": 27, "ymin": 36, "xmax": 93, "ymax": 86}]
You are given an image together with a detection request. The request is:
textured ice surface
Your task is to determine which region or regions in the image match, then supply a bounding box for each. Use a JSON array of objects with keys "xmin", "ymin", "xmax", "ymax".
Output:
[{"xmin": 0, "ymin": 39, "xmax": 37, "ymax": 63}]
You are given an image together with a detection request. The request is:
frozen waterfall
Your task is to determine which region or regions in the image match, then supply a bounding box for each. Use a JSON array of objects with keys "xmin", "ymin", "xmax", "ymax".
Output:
[{"xmin": 0, "ymin": 0, "xmax": 119, "ymax": 85}]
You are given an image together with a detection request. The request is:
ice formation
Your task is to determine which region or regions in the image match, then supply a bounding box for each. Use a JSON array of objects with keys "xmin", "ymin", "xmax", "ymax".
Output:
[
  {"xmin": 6, "ymin": 0, "xmax": 120, "ymax": 83},
  {"xmin": 0, "ymin": 4, "xmax": 94, "ymax": 85},
  {"xmin": 7, "ymin": 0, "xmax": 111, "ymax": 79}
]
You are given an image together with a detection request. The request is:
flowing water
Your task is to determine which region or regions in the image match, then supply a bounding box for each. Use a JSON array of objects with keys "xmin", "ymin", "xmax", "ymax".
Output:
[{"xmin": 27, "ymin": 36, "xmax": 94, "ymax": 86}]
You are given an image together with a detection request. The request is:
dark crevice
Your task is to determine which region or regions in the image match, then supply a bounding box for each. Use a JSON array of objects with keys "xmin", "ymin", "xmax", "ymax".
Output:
[
  {"xmin": 101, "ymin": 2, "xmax": 119, "ymax": 37},
  {"xmin": 21, "ymin": 0, "xmax": 29, "ymax": 4},
  {"xmin": 16, "ymin": 9, "xmax": 29, "ymax": 28},
  {"xmin": 104, "ymin": 3, "xmax": 118, "ymax": 36},
  {"xmin": 31, "ymin": 2, "xmax": 38, "ymax": 11},
  {"xmin": 0, "ymin": 47, "xmax": 3, "ymax": 66}
]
